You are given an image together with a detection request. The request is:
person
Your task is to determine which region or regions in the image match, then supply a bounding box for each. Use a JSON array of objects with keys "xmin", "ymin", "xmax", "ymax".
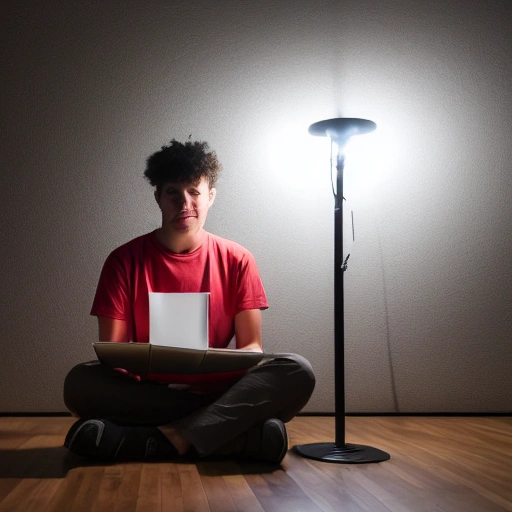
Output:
[{"xmin": 63, "ymin": 139, "xmax": 315, "ymax": 465}]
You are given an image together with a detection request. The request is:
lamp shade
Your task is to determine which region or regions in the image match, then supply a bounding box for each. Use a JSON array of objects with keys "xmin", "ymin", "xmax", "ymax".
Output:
[{"xmin": 308, "ymin": 118, "xmax": 376, "ymax": 146}]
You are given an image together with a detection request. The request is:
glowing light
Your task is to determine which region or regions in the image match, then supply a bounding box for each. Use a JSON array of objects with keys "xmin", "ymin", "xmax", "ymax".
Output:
[
  {"xmin": 342, "ymin": 127, "xmax": 396, "ymax": 200},
  {"xmin": 265, "ymin": 120, "xmax": 397, "ymax": 200},
  {"xmin": 266, "ymin": 122, "xmax": 331, "ymax": 192},
  {"xmin": 330, "ymin": 140, "xmax": 339, "ymax": 196}
]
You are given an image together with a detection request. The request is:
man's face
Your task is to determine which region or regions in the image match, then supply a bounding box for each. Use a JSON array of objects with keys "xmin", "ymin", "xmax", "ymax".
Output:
[{"xmin": 156, "ymin": 177, "xmax": 216, "ymax": 237}]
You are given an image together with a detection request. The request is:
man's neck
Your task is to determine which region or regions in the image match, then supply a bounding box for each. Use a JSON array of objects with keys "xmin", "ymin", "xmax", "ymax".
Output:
[{"xmin": 155, "ymin": 228, "xmax": 207, "ymax": 254}]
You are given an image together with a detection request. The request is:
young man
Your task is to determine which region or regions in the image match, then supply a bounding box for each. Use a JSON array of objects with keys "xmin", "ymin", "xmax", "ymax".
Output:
[{"xmin": 63, "ymin": 139, "xmax": 315, "ymax": 464}]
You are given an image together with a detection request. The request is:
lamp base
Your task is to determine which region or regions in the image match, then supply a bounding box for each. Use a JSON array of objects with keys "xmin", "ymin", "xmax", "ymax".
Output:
[{"xmin": 293, "ymin": 442, "xmax": 390, "ymax": 464}]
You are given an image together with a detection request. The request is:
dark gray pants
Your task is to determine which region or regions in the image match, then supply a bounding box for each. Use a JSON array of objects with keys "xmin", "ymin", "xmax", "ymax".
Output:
[{"xmin": 63, "ymin": 353, "xmax": 315, "ymax": 456}]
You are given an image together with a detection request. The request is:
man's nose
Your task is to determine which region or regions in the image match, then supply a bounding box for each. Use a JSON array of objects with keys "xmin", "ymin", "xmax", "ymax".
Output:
[{"xmin": 180, "ymin": 193, "xmax": 193, "ymax": 210}]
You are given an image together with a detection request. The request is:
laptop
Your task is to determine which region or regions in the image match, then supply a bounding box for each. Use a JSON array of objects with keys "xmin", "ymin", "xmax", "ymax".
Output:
[{"xmin": 93, "ymin": 292, "xmax": 265, "ymax": 374}]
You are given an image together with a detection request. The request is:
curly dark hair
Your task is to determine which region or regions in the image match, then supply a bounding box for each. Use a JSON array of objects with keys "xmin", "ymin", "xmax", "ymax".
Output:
[{"xmin": 144, "ymin": 139, "xmax": 221, "ymax": 195}]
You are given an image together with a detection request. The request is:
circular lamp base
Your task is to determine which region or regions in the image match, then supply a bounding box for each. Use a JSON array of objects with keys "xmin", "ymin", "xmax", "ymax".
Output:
[{"xmin": 293, "ymin": 442, "xmax": 390, "ymax": 464}]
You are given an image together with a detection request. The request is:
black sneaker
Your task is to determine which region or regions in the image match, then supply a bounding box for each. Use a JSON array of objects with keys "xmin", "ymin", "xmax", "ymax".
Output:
[
  {"xmin": 243, "ymin": 418, "xmax": 288, "ymax": 464},
  {"xmin": 64, "ymin": 418, "xmax": 177, "ymax": 461}
]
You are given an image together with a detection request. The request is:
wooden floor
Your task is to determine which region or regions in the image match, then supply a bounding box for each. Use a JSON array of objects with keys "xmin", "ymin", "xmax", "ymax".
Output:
[{"xmin": 0, "ymin": 416, "xmax": 510, "ymax": 512}]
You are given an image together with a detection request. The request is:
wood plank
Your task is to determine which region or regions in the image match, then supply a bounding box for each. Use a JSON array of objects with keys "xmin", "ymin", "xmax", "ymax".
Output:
[
  {"xmin": 0, "ymin": 480, "xmax": 20, "ymax": 506},
  {"xmin": 177, "ymin": 463, "xmax": 210, "ymax": 512},
  {"xmin": 196, "ymin": 459, "xmax": 266, "ymax": 512},
  {"xmin": 135, "ymin": 464, "xmax": 162, "ymax": 512},
  {"xmin": 0, "ymin": 479, "xmax": 61, "ymax": 512},
  {"xmin": 223, "ymin": 473, "xmax": 265, "ymax": 512},
  {"xmin": 112, "ymin": 464, "xmax": 142, "ymax": 512},
  {"xmin": 200, "ymin": 473, "xmax": 237, "ymax": 511},
  {"xmin": 42, "ymin": 468, "xmax": 88, "ymax": 512},
  {"xmin": 244, "ymin": 467, "xmax": 325, "ymax": 512},
  {"xmin": 159, "ymin": 463, "xmax": 184, "ymax": 512},
  {"xmin": 284, "ymin": 452, "xmax": 390, "ymax": 512},
  {"xmin": 68, "ymin": 465, "xmax": 108, "ymax": 512}
]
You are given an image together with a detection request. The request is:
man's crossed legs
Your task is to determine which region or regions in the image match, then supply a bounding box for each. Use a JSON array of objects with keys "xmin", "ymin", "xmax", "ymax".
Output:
[{"xmin": 63, "ymin": 353, "xmax": 315, "ymax": 465}]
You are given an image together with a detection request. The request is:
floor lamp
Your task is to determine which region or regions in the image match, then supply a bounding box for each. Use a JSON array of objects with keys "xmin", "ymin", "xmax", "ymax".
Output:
[{"xmin": 293, "ymin": 118, "xmax": 391, "ymax": 463}]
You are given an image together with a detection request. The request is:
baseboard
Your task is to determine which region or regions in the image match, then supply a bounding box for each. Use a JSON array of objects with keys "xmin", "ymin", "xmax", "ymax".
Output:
[
  {"xmin": 298, "ymin": 411, "xmax": 512, "ymax": 417},
  {"xmin": 0, "ymin": 412, "xmax": 73, "ymax": 417}
]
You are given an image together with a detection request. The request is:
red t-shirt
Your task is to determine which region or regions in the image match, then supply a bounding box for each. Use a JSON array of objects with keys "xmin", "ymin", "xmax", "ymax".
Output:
[{"xmin": 91, "ymin": 231, "xmax": 268, "ymax": 385}]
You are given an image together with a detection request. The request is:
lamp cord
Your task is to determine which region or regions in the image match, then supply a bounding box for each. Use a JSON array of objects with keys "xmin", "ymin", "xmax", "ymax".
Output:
[{"xmin": 342, "ymin": 254, "xmax": 350, "ymax": 272}]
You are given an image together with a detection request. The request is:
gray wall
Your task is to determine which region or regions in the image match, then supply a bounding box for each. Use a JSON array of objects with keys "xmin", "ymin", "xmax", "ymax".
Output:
[{"xmin": 1, "ymin": 0, "xmax": 511, "ymax": 413}]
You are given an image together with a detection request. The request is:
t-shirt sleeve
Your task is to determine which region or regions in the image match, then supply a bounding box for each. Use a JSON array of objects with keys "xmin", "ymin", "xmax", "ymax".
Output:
[
  {"xmin": 235, "ymin": 251, "xmax": 269, "ymax": 314},
  {"xmin": 90, "ymin": 250, "xmax": 131, "ymax": 321}
]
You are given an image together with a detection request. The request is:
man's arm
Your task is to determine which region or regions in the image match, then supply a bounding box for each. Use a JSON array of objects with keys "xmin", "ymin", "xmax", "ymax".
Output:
[
  {"xmin": 98, "ymin": 316, "xmax": 129, "ymax": 342},
  {"xmin": 234, "ymin": 309, "xmax": 263, "ymax": 352}
]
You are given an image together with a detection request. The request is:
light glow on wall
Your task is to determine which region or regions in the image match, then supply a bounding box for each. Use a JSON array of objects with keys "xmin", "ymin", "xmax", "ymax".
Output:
[
  {"xmin": 265, "ymin": 122, "xmax": 332, "ymax": 193},
  {"xmin": 342, "ymin": 125, "xmax": 397, "ymax": 202}
]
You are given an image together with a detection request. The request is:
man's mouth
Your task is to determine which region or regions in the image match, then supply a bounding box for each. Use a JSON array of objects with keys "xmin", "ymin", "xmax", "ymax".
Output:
[{"xmin": 176, "ymin": 212, "xmax": 197, "ymax": 220}]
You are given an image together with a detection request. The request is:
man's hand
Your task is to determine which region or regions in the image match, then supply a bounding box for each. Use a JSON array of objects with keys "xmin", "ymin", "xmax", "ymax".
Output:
[
  {"xmin": 98, "ymin": 311, "xmax": 264, "ymax": 351},
  {"xmin": 234, "ymin": 309, "xmax": 263, "ymax": 352}
]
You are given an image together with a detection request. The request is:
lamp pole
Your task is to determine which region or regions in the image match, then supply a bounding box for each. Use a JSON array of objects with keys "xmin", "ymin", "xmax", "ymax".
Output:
[
  {"xmin": 334, "ymin": 148, "xmax": 346, "ymax": 447},
  {"xmin": 293, "ymin": 118, "xmax": 391, "ymax": 463}
]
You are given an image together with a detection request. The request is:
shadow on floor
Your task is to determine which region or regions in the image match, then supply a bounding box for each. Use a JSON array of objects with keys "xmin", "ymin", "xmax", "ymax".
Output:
[
  {"xmin": 0, "ymin": 447, "xmax": 100, "ymax": 478},
  {"xmin": 0, "ymin": 447, "xmax": 282, "ymax": 479}
]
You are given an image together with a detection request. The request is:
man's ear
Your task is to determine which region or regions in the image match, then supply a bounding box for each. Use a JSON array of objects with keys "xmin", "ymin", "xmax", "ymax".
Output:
[
  {"xmin": 208, "ymin": 187, "xmax": 216, "ymax": 206},
  {"xmin": 154, "ymin": 190, "xmax": 161, "ymax": 208}
]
